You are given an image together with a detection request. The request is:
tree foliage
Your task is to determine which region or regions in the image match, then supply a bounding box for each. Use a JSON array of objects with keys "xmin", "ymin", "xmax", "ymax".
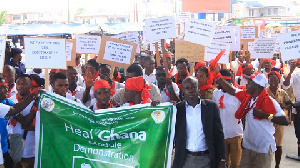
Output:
[{"xmin": 0, "ymin": 10, "xmax": 7, "ymax": 26}]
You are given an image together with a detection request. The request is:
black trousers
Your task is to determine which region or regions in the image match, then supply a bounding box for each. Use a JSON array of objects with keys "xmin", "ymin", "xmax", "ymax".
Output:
[{"xmin": 3, "ymin": 152, "xmax": 13, "ymax": 168}]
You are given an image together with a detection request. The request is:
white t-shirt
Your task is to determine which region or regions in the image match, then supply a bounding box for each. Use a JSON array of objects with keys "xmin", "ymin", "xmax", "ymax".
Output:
[
  {"xmin": 26, "ymin": 69, "xmax": 45, "ymax": 79},
  {"xmin": 143, "ymin": 69, "xmax": 156, "ymax": 84},
  {"xmin": 242, "ymin": 97, "xmax": 285, "ymax": 153},
  {"xmin": 159, "ymin": 82, "xmax": 179, "ymax": 103},
  {"xmin": 0, "ymin": 103, "xmax": 10, "ymax": 118},
  {"xmin": 283, "ymin": 70, "xmax": 300, "ymax": 101},
  {"xmin": 213, "ymin": 89, "xmax": 243, "ymax": 139}
]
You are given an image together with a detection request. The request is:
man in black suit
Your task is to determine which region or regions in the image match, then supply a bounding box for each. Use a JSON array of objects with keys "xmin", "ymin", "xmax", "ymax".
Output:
[{"xmin": 173, "ymin": 76, "xmax": 225, "ymax": 168}]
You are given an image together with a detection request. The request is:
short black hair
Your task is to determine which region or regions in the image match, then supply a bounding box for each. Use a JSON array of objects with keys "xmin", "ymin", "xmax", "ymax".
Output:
[
  {"xmin": 0, "ymin": 77, "xmax": 4, "ymax": 82},
  {"xmin": 197, "ymin": 66, "xmax": 209, "ymax": 77},
  {"xmin": 87, "ymin": 59, "xmax": 99, "ymax": 70},
  {"xmin": 143, "ymin": 56, "xmax": 155, "ymax": 63},
  {"xmin": 30, "ymin": 74, "xmax": 45, "ymax": 87},
  {"xmin": 271, "ymin": 67, "xmax": 281, "ymax": 74},
  {"xmin": 99, "ymin": 64, "xmax": 111, "ymax": 71},
  {"xmin": 52, "ymin": 73, "xmax": 67, "ymax": 83},
  {"xmin": 127, "ymin": 63, "xmax": 143, "ymax": 76},
  {"xmin": 16, "ymin": 74, "xmax": 32, "ymax": 82},
  {"xmin": 156, "ymin": 66, "xmax": 165, "ymax": 71},
  {"xmin": 242, "ymin": 63, "xmax": 251, "ymax": 68},
  {"xmin": 175, "ymin": 58, "xmax": 188, "ymax": 67},
  {"xmin": 219, "ymin": 69, "xmax": 232, "ymax": 77}
]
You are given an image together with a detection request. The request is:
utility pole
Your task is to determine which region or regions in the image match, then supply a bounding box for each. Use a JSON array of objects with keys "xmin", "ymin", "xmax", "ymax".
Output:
[{"xmin": 67, "ymin": 0, "xmax": 70, "ymax": 24}]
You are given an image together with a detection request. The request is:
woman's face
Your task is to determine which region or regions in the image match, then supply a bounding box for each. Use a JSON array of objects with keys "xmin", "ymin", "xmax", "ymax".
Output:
[{"xmin": 196, "ymin": 70, "xmax": 208, "ymax": 86}]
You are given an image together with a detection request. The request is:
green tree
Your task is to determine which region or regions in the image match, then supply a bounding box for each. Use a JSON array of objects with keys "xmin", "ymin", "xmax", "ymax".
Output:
[
  {"xmin": 0, "ymin": 10, "xmax": 7, "ymax": 26},
  {"xmin": 76, "ymin": 8, "xmax": 86, "ymax": 15}
]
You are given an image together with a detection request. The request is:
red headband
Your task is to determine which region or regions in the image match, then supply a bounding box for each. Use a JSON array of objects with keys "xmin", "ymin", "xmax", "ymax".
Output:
[
  {"xmin": 0, "ymin": 82, "xmax": 8, "ymax": 88},
  {"xmin": 242, "ymin": 64, "xmax": 253, "ymax": 72},
  {"xmin": 194, "ymin": 61, "xmax": 206, "ymax": 71},
  {"xmin": 267, "ymin": 71, "xmax": 281, "ymax": 80},
  {"xmin": 93, "ymin": 79, "xmax": 111, "ymax": 93},
  {"xmin": 32, "ymin": 80, "xmax": 39, "ymax": 87},
  {"xmin": 125, "ymin": 76, "xmax": 151, "ymax": 103}
]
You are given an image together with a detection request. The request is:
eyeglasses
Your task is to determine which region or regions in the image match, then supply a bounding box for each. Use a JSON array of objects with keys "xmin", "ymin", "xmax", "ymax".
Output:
[{"xmin": 156, "ymin": 73, "xmax": 166, "ymax": 77}]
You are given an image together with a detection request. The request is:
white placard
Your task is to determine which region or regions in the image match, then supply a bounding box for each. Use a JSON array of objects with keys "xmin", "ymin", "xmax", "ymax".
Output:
[
  {"xmin": 241, "ymin": 27, "xmax": 256, "ymax": 39},
  {"xmin": 279, "ymin": 30, "xmax": 300, "ymax": 61},
  {"xmin": 185, "ymin": 19, "xmax": 216, "ymax": 46},
  {"xmin": 66, "ymin": 42, "xmax": 73, "ymax": 61},
  {"xmin": 177, "ymin": 12, "xmax": 191, "ymax": 23},
  {"xmin": 231, "ymin": 26, "xmax": 241, "ymax": 51},
  {"xmin": 150, "ymin": 41, "xmax": 161, "ymax": 52},
  {"xmin": 76, "ymin": 35, "xmax": 101, "ymax": 54},
  {"xmin": 251, "ymin": 38, "xmax": 276, "ymax": 58},
  {"xmin": 0, "ymin": 36, "xmax": 6, "ymax": 73},
  {"xmin": 205, "ymin": 41, "xmax": 230, "ymax": 64},
  {"xmin": 271, "ymin": 33, "xmax": 280, "ymax": 42},
  {"xmin": 103, "ymin": 41, "xmax": 133, "ymax": 64},
  {"xmin": 113, "ymin": 32, "xmax": 140, "ymax": 53},
  {"xmin": 275, "ymin": 43, "xmax": 280, "ymax": 53},
  {"xmin": 24, "ymin": 38, "xmax": 66, "ymax": 69},
  {"xmin": 248, "ymin": 42, "xmax": 254, "ymax": 52},
  {"xmin": 213, "ymin": 28, "xmax": 236, "ymax": 51},
  {"xmin": 144, "ymin": 16, "xmax": 177, "ymax": 42}
]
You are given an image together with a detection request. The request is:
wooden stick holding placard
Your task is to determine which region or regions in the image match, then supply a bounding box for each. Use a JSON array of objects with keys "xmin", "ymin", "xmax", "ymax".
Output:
[
  {"xmin": 229, "ymin": 52, "xmax": 233, "ymax": 69},
  {"xmin": 155, "ymin": 42, "xmax": 160, "ymax": 67},
  {"xmin": 240, "ymin": 26, "xmax": 258, "ymax": 63},
  {"xmin": 189, "ymin": 45, "xmax": 198, "ymax": 76},
  {"xmin": 161, "ymin": 39, "xmax": 169, "ymax": 78},
  {"xmin": 45, "ymin": 69, "xmax": 49, "ymax": 90}
]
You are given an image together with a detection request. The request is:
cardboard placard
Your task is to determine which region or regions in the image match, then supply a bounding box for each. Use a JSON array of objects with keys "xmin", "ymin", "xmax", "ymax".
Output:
[
  {"xmin": 144, "ymin": 16, "xmax": 177, "ymax": 42},
  {"xmin": 66, "ymin": 39, "xmax": 76, "ymax": 66},
  {"xmin": 184, "ymin": 19, "xmax": 216, "ymax": 46},
  {"xmin": 0, "ymin": 36, "xmax": 6, "ymax": 73},
  {"xmin": 278, "ymin": 30, "xmax": 300, "ymax": 61},
  {"xmin": 213, "ymin": 28, "xmax": 236, "ymax": 51},
  {"xmin": 76, "ymin": 34, "xmax": 101, "ymax": 54},
  {"xmin": 205, "ymin": 41, "xmax": 230, "ymax": 64},
  {"xmin": 24, "ymin": 37, "xmax": 66, "ymax": 69},
  {"xmin": 240, "ymin": 26, "xmax": 257, "ymax": 40},
  {"xmin": 175, "ymin": 40, "xmax": 205, "ymax": 62},
  {"xmin": 97, "ymin": 36, "xmax": 137, "ymax": 69},
  {"xmin": 251, "ymin": 38, "xmax": 276, "ymax": 58}
]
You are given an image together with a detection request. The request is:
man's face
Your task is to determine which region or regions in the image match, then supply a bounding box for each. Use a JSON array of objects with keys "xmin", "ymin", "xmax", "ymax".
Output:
[
  {"xmin": 52, "ymin": 79, "xmax": 69, "ymax": 97},
  {"xmin": 3, "ymin": 68, "xmax": 15, "ymax": 85},
  {"xmin": 113, "ymin": 67, "xmax": 119, "ymax": 77},
  {"xmin": 183, "ymin": 80, "xmax": 198, "ymax": 99},
  {"xmin": 177, "ymin": 62, "xmax": 188, "ymax": 76},
  {"xmin": 166, "ymin": 57, "xmax": 172, "ymax": 69},
  {"xmin": 75, "ymin": 55, "xmax": 81, "ymax": 64},
  {"xmin": 86, "ymin": 63, "xmax": 96, "ymax": 75},
  {"xmin": 243, "ymin": 68, "xmax": 254, "ymax": 76},
  {"xmin": 99, "ymin": 67, "xmax": 111, "ymax": 80},
  {"xmin": 268, "ymin": 75, "xmax": 279, "ymax": 89},
  {"xmin": 238, "ymin": 52, "xmax": 245, "ymax": 62},
  {"xmin": 0, "ymin": 80, "xmax": 8, "ymax": 100},
  {"xmin": 124, "ymin": 88, "xmax": 136, "ymax": 102},
  {"xmin": 156, "ymin": 69, "xmax": 166, "ymax": 85},
  {"xmin": 263, "ymin": 61, "xmax": 271, "ymax": 70},
  {"xmin": 144, "ymin": 59, "xmax": 155, "ymax": 72},
  {"xmin": 94, "ymin": 88, "xmax": 110, "ymax": 105},
  {"xmin": 66, "ymin": 68, "xmax": 78, "ymax": 85},
  {"xmin": 16, "ymin": 77, "xmax": 31, "ymax": 96},
  {"xmin": 246, "ymin": 80, "xmax": 257, "ymax": 95}
]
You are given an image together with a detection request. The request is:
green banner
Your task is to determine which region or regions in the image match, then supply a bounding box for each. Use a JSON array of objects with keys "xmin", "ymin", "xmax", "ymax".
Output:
[{"xmin": 35, "ymin": 92, "xmax": 176, "ymax": 168}]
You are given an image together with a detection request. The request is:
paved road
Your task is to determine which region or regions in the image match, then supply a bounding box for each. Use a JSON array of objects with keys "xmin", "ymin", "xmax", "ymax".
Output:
[{"xmin": 274, "ymin": 125, "xmax": 300, "ymax": 167}]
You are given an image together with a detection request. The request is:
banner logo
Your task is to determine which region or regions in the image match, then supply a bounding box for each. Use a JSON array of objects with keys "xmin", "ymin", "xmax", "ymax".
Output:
[
  {"xmin": 41, "ymin": 98, "xmax": 55, "ymax": 112},
  {"xmin": 151, "ymin": 110, "xmax": 165, "ymax": 123}
]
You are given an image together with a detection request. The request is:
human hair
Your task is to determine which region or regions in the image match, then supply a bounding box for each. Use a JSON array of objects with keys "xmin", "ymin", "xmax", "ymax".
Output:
[
  {"xmin": 197, "ymin": 66, "xmax": 209, "ymax": 78},
  {"xmin": 52, "ymin": 73, "xmax": 67, "ymax": 83},
  {"xmin": 182, "ymin": 76, "xmax": 198, "ymax": 88},
  {"xmin": 219, "ymin": 69, "xmax": 232, "ymax": 77},
  {"xmin": 156, "ymin": 66, "xmax": 165, "ymax": 71},
  {"xmin": 87, "ymin": 59, "xmax": 99, "ymax": 70},
  {"xmin": 270, "ymin": 67, "xmax": 281, "ymax": 74},
  {"xmin": 0, "ymin": 77, "xmax": 4, "ymax": 82},
  {"xmin": 143, "ymin": 56, "xmax": 155, "ymax": 63},
  {"xmin": 10, "ymin": 48, "xmax": 22, "ymax": 58},
  {"xmin": 127, "ymin": 63, "xmax": 143, "ymax": 76},
  {"xmin": 30, "ymin": 74, "xmax": 45, "ymax": 87},
  {"xmin": 242, "ymin": 63, "xmax": 251, "ymax": 68},
  {"xmin": 99, "ymin": 64, "xmax": 111, "ymax": 71},
  {"xmin": 4, "ymin": 65, "xmax": 16, "ymax": 74},
  {"xmin": 16, "ymin": 74, "xmax": 32, "ymax": 82},
  {"xmin": 175, "ymin": 58, "xmax": 188, "ymax": 67}
]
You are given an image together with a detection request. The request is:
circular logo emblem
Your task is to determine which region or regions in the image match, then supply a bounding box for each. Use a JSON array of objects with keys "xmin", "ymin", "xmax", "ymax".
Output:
[
  {"xmin": 41, "ymin": 98, "xmax": 55, "ymax": 112},
  {"xmin": 151, "ymin": 110, "xmax": 165, "ymax": 124}
]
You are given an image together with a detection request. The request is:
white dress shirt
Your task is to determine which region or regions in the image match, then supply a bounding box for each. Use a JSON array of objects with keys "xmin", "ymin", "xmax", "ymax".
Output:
[
  {"xmin": 158, "ymin": 82, "xmax": 180, "ymax": 103},
  {"xmin": 186, "ymin": 99, "xmax": 208, "ymax": 152},
  {"xmin": 283, "ymin": 70, "xmax": 300, "ymax": 101}
]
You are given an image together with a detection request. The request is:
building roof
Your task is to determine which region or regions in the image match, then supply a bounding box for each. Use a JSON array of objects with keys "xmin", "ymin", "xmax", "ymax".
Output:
[{"xmin": 239, "ymin": 1, "xmax": 263, "ymax": 7}]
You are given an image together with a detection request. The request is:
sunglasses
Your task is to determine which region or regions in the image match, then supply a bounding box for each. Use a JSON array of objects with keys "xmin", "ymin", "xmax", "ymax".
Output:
[{"xmin": 156, "ymin": 73, "xmax": 166, "ymax": 77}]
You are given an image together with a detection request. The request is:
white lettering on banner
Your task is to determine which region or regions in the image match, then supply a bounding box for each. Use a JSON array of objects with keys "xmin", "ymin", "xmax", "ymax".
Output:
[
  {"xmin": 66, "ymin": 42, "xmax": 73, "ymax": 61},
  {"xmin": 205, "ymin": 41, "xmax": 230, "ymax": 64},
  {"xmin": 241, "ymin": 27, "xmax": 256, "ymax": 39},
  {"xmin": 0, "ymin": 36, "xmax": 6, "ymax": 73},
  {"xmin": 103, "ymin": 41, "xmax": 133, "ymax": 64},
  {"xmin": 184, "ymin": 19, "xmax": 216, "ymax": 46},
  {"xmin": 65, "ymin": 123, "xmax": 94, "ymax": 139},
  {"xmin": 76, "ymin": 35, "xmax": 101, "ymax": 54},
  {"xmin": 144, "ymin": 16, "xmax": 177, "ymax": 42},
  {"xmin": 74, "ymin": 144, "xmax": 135, "ymax": 162},
  {"xmin": 279, "ymin": 30, "xmax": 300, "ymax": 61},
  {"xmin": 24, "ymin": 38, "xmax": 66, "ymax": 69},
  {"xmin": 251, "ymin": 38, "xmax": 276, "ymax": 58},
  {"xmin": 98, "ymin": 129, "xmax": 146, "ymax": 142},
  {"xmin": 213, "ymin": 28, "xmax": 236, "ymax": 51}
]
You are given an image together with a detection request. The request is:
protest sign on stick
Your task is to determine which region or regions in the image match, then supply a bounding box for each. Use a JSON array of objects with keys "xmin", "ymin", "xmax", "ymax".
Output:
[
  {"xmin": 213, "ymin": 28, "xmax": 236, "ymax": 51},
  {"xmin": 161, "ymin": 39, "xmax": 170, "ymax": 77},
  {"xmin": 66, "ymin": 39, "xmax": 76, "ymax": 66},
  {"xmin": 205, "ymin": 41, "xmax": 230, "ymax": 64},
  {"xmin": 144, "ymin": 16, "xmax": 177, "ymax": 42},
  {"xmin": 0, "ymin": 36, "xmax": 6, "ymax": 73},
  {"xmin": 184, "ymin": 19, "xmax": 216, "ymax": 46},
  {"xmin": 113, "ymin": 32, "xmax": 140, "ymax": 54},
  {"xmin": 155, "ymin": 42, "xmax": 160, "ymax": 67},
  {"xmin": 175, "ymin": 40, "xmax": 205, "ymax": 62},
  {"xmin": 76, "ymin": 34, "xmax": 101, "ymax": 54},
  {"xmin": 278, "ymin": 30, "xmax": 300, "ymax": 61},
  {"xmin": 251, "ymin": 38, "xmax": 276, "ymax": 58},
  {"xmin": 97, "ymin": 36, "xmax": 137, "ymax": 69},
  {"xmin": 240, "ymin": 26, "xmax": 258, "ymax": 61}
]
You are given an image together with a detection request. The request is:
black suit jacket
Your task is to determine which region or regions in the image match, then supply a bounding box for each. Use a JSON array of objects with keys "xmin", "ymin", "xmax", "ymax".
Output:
[{"xmin": 173, "ymin": 99, "xmax": 225, "ymax": 168}]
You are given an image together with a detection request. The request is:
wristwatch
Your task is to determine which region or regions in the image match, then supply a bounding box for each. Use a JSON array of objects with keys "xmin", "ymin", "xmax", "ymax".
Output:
[{"xmin": 268, "ymin": 114, "xmax": 274, "ymax": 121}]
